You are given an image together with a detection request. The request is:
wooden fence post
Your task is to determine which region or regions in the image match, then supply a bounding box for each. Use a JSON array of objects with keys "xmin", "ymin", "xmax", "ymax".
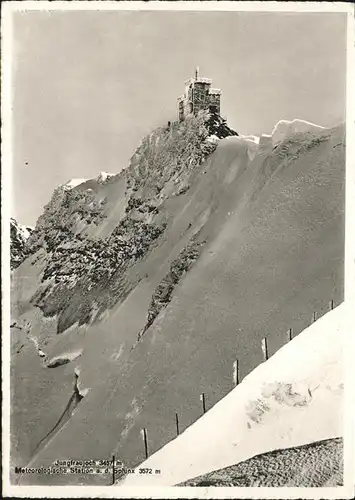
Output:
[
  {"xmin": 312, "ymin": 311, "xmax": 317, "ymax": 323},
  {"xmin": 261, "ymin": 337, "xmax": 269, "ymax": 361},
  {"xmin": 141, "ymin": 428, "xmax": 149, "ymax": 459},
  {"xmin": 112, "ymin": 454, "xmax": 115, "ymax": 485},
  {"xmin": 200, "ymin": 393, "xmax": 206, "ymax": 414},
  {"xmin": 288, "ymin": 328, "xmax": 293, "ymax": 342},
  {"xmin": 329, "ymin": 300, "xmax": 334, "ymax": 311},
  {"xmin": 233, "ymin": 360, "xmax": 239, "ymax": 386},
  {"xmin": 175, "ymin": 412, "xmax": 180, "ymax": 436}
]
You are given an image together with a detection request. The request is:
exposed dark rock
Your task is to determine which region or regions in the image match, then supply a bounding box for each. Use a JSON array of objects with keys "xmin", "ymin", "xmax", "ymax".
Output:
[
  {"xmin": 10, "ymin": 218, "xmax": 33, "ymax": 269},
  {"xmin": 46, "ymin": 357, "xmax": 71, "ymax": 368},
  {"xmin": 138, "ymin": 236, "xmax": 205, "ymax": 339},
  {"xmin": 206, "ymin": 111, "xmax": 239, "ymax": 139}
]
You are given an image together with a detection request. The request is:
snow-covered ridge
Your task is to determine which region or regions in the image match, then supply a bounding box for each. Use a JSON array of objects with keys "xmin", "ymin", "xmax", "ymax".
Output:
[
  {"xmin": 62, "ymin": 120, "xmax": 324, "ymax": 193},
  {"xmin": 63, "ymin": 171, "xmax": 116, "ymax": 190},
  {"xmin": 122, "ymin": 305, "xmax": 344, "ymax": 486},
  {"xmin": 97, "ymin": 171, "xmax": 115, "ymax": 183},
  {"xmin": 231, "ymin": 119, "xmax": 325, "ymax": 154},
  {"xmin": 271, "ymin": 118, "xmax": 325, "ymax": 146},
  {"xmin": 239, "ymin": 134, "xmax": 260, "ymax": 145},
  {"xmin": 235, "ymin": 119, "xmax": 324, "ymax": 152},
  {"xmin": 63, "ymin": 178, "xmax": 89, "ymax": 190}
]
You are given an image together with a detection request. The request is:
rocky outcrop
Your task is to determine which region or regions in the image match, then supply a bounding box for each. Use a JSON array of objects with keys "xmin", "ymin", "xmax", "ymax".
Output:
[
  {"xmin": 26, "ymin": 185, "xmax": 108, "ymax": 254},
  {"xmin": 138, "ymin": 236, "xmax": 206, "ymax": 340},
  {"xmin": 10, "ymin": 218, "xmax": 33, "ymax": 269},
  {"xmin": 31, "ymin": 214, "xmax": 167, "ymax": 334},
  {"xmin": 127, "ymin": 112, "xmax": 237, "ymax": 201},
  {"xmin": 206, "ymin": 111, "xmax": 239, "ymax": 139}
]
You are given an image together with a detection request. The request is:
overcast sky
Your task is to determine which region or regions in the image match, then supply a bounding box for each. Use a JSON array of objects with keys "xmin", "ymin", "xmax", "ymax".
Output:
[{"xmin": 12, "ymin": 10, "xmax": 346, "ymax": 226}]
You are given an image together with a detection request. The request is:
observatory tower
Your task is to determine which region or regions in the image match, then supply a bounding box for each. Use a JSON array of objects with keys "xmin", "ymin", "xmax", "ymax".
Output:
[{"xmin": 177, "ymin": 67, "xmax": 222, "ymax": 121}]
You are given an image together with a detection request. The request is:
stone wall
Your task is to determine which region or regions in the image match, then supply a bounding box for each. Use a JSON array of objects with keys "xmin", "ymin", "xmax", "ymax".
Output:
[
  {"xmin": 178, "ymin": 100, "xmax": 184, "ymax": 121},
  {"xmin": 208, "ymin": 93, "xmax": 221, "ymax": 114},
  {"xmin": 193, "ymin": 82, "xmax": 211, "ymax": 115}
]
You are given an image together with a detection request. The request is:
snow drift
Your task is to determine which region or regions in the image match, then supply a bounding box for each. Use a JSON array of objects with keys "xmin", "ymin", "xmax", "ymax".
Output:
[
  {"xmin": 181, "ymin": 438, "xmax": 343, "ymax": 487},
  {"xmin": 121, "ymin": 305, "xmax": 344, "ymax": 486},
  {"xmin": 271, "ymin": 119, "xmax": 325, "ymax": 146}
]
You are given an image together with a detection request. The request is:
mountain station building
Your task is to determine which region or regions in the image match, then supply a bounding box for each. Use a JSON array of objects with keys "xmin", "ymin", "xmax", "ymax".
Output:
[{"xmin": 178, "ymin": 67, "xmax": 222, "ymax": 121}]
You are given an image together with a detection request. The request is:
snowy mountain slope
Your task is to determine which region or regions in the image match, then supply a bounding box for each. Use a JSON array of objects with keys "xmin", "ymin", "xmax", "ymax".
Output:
[
  {"xmin": 11, "ymin": 117, "xmax": 345, "ymax": 486},
  {"xmin": 180, "ymin": 438, "xmax": 343, "ymax": 487},
  {"xmin": 11, "ymin": 113, "xmax": 237, "ymax": 479},
  {"xmin": 121, "ymin": 305, "xmax": 344, "ymax": 486}
]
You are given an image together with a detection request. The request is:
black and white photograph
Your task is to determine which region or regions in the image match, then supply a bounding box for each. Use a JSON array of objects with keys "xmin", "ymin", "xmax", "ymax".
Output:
[{"xmin": 2, "ymin": 1, "xmax": 355, "ymax": 497}]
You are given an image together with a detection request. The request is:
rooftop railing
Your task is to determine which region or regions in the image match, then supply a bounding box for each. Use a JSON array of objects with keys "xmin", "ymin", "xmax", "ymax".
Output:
[{"xmin": 184, "ymin": 77, "xmax": 212, "ymax": 85}]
